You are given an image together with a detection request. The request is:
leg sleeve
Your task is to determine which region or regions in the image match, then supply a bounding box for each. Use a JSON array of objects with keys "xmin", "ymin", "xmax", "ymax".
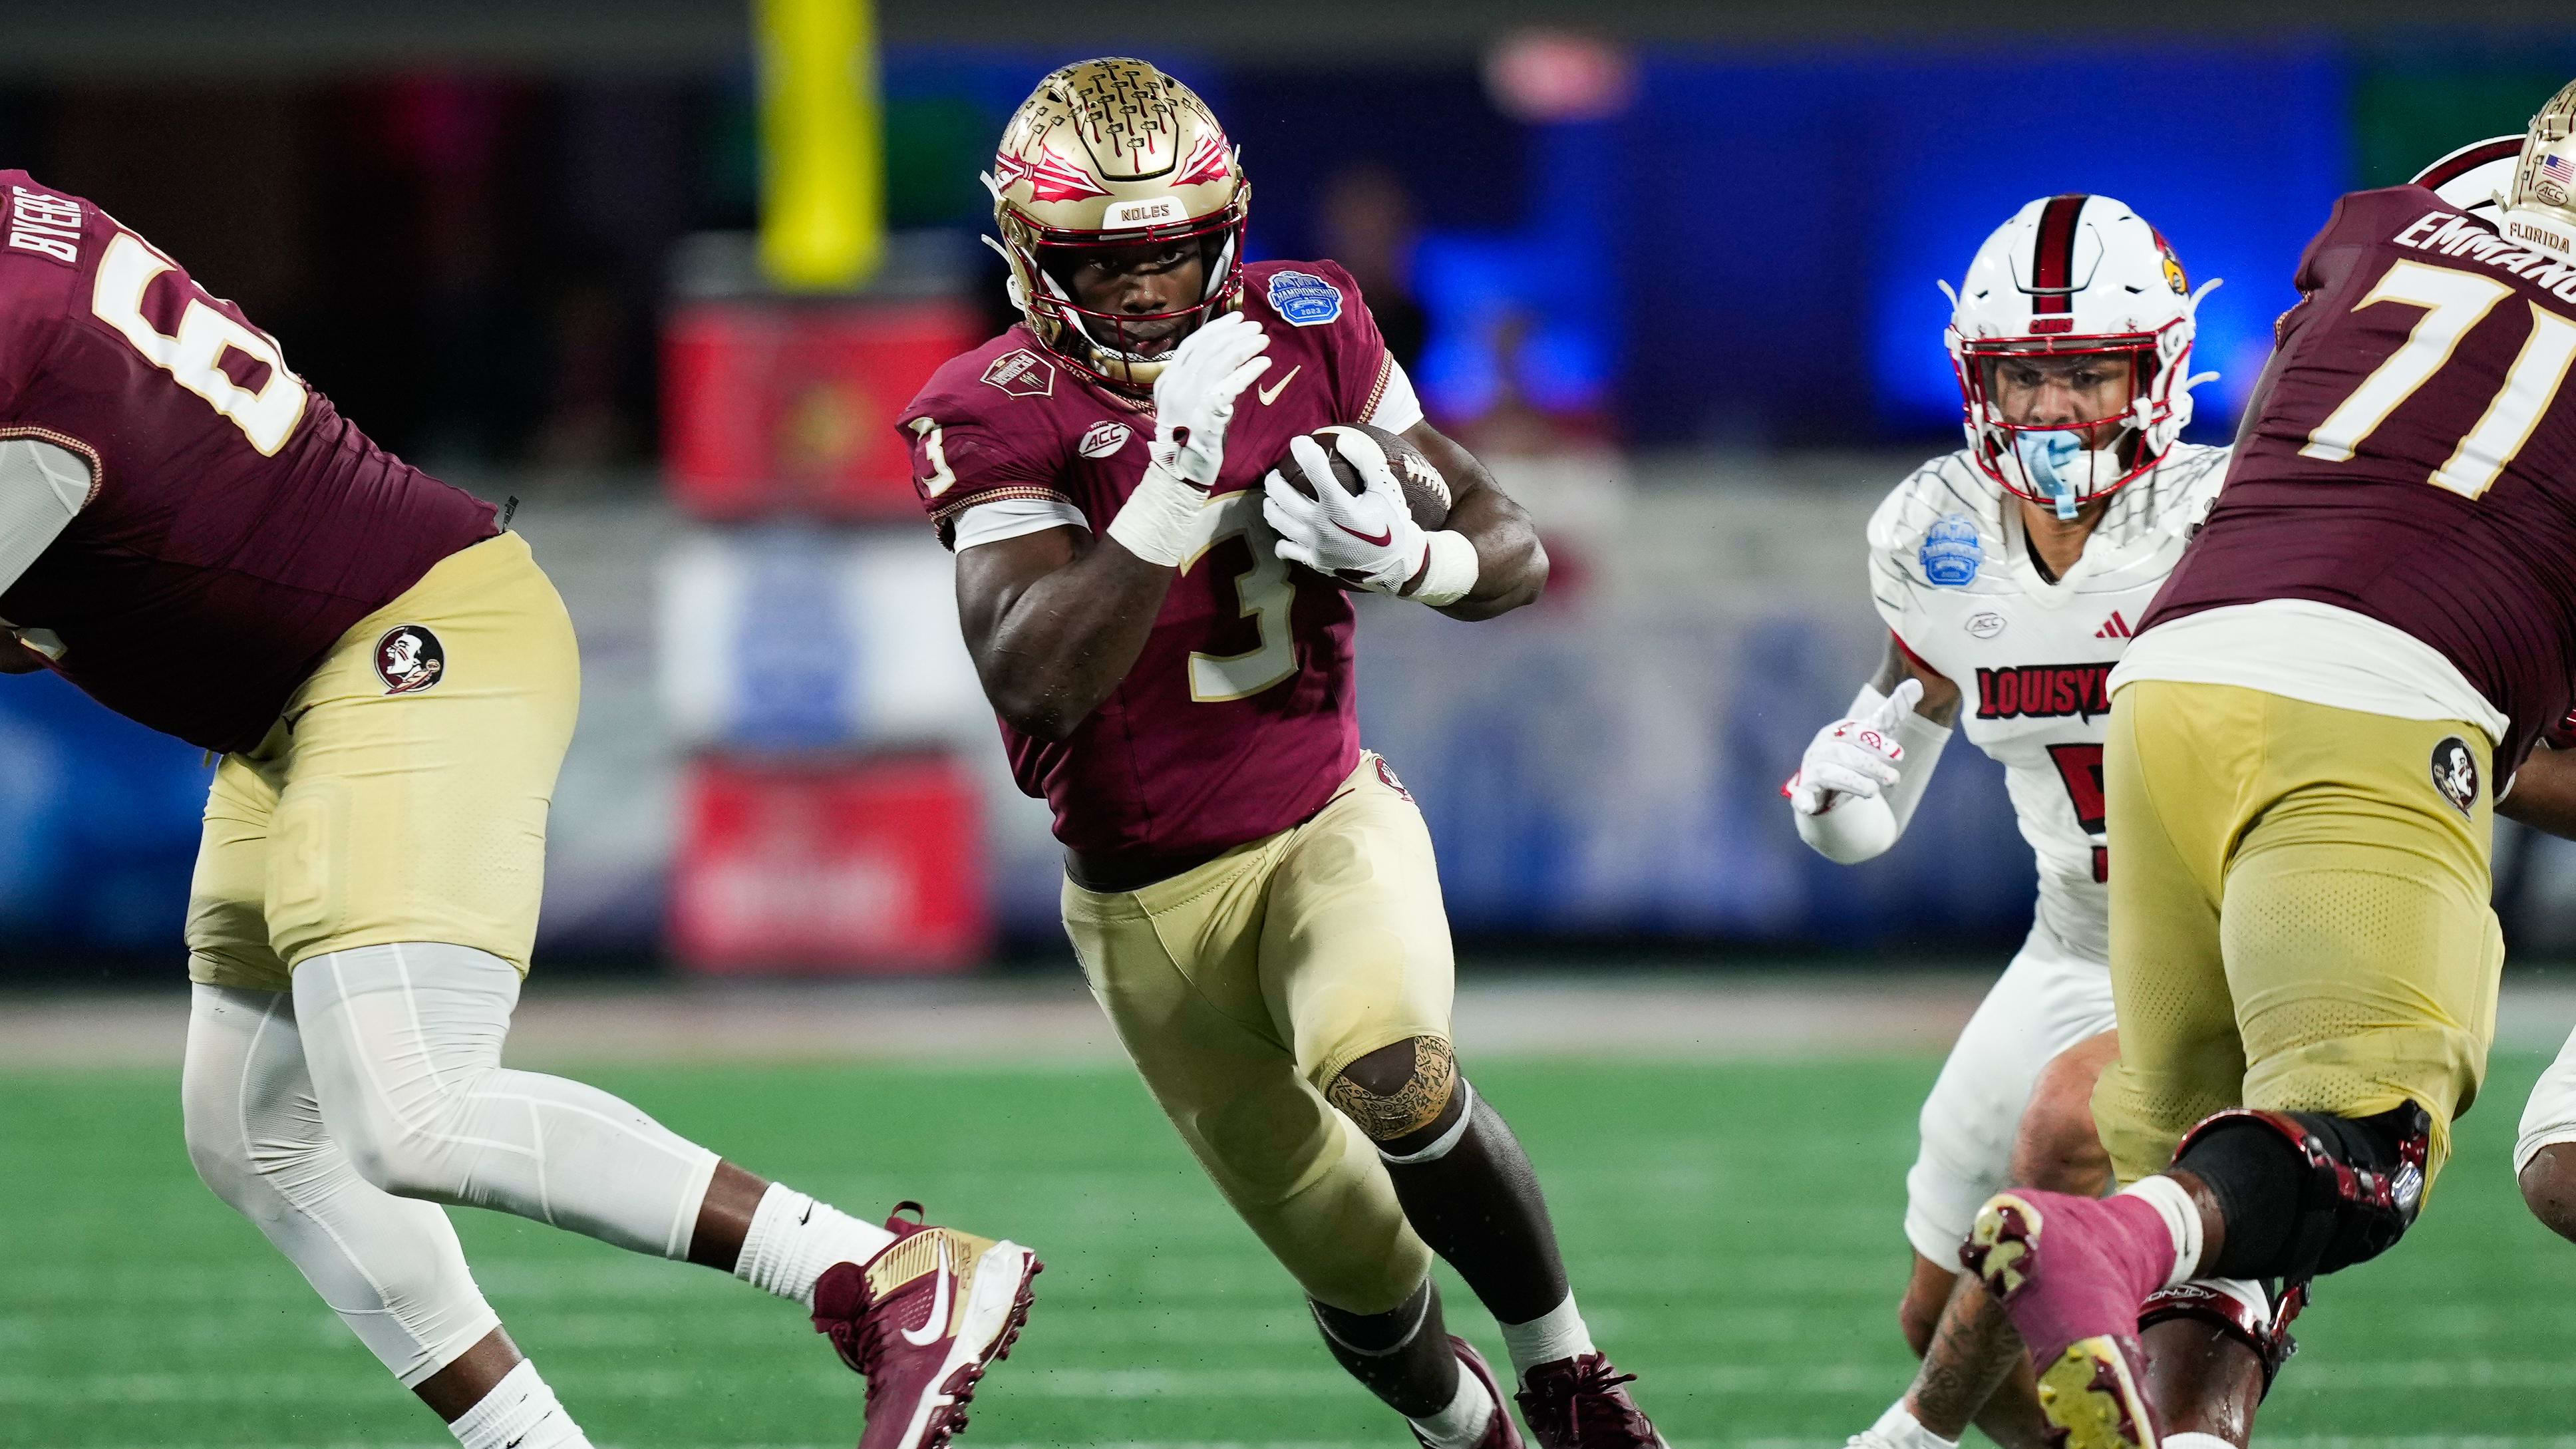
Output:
[
  {"xmin": 292, "ymin": 942, "xmax": 722, "ymax": 1259},
  {"xmin": 181, "ymin": 983, "xmax": 500, "ymax": 1386},
  {"xmin": 1905, "ymin": 927, "xmax": 2118, "ymax": 1265}
]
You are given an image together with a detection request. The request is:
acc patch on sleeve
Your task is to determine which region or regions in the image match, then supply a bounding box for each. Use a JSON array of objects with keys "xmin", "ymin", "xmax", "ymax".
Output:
[{"xmin": 1266, "ymin": 269, "xmax": 1344, "ymax": 327}]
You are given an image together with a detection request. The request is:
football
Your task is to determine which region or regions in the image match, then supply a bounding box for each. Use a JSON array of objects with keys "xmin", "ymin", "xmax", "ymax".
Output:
[{"xmin": 1271, "ymin": 422, "xmax": 1453, "ymax": 532}]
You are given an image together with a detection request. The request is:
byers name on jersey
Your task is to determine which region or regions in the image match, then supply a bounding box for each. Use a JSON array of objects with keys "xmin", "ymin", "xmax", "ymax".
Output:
[
  {"xmin": 7, "ymin": 186, "xmax": 82, "ymax": 265},
  {"xmin": 1869, "ymin": 442, "xmax": 2228, "ymax": 960}
]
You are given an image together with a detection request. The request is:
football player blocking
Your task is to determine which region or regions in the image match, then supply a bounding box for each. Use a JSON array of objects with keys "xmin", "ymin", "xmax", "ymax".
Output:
[
  {"xmin": 1907, "ymin": 83, "xmax": 2576, "ymax": 1449},
  {"xmin": 0, "ymin": 179, "xmax": 1039, "ymax": 1447},
  {"xmin": 904, "ymin": 58, "xmax": 1661, "ymax": 1449},
  {"xmin": 1785, "ymin": 192, "xmax": 2269, "ymax": 1449}
]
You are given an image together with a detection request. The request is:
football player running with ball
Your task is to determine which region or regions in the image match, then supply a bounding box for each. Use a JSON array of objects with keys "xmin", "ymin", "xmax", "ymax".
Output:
[
  {"xmin": 1786, "ymin": 197, "xmax": 2251, "ymax": 1449},
  {"xmin": 0, "ymin": 176, "xmax": 1037, "ymax": 1449},
  {"xmin": 903, "ymin": 57, "xmax": 1664, "ymax": 1449},
  {"xmin": 1961, "ymin": 80, "xmax": 2576, "ymax": 1449}
]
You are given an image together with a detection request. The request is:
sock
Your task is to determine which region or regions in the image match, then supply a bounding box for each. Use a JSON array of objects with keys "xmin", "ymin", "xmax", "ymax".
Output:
[
  {"xmin": 1498, "ymin": 1293, "xmax": 1595, "ymax": 1381},
  {"xmin": 732, "ymin": 1184, "xmax": 899, "ymax": 1309},
  {"xmin": 448, "ymin": 1361, "xmax": 592, "ymax": 1449},
  {"xmin": 1406, "ymin": 1357, "xmax": 1497, "ymax": 1449},
  {"xmin": 1868, "ymin": 1400, "xmax": 1959, "ymax": 1449},
  {"xmin": 2164, "ymin": 1436, "xmax": 2237, "ymax": 1449},
  {"xmin": 2118, "ymin": 1174, "xmax": 2204, "ymax": 1288}
]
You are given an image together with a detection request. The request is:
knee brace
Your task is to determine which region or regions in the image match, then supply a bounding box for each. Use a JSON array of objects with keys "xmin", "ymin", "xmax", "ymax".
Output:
[
  {"xmin": 1327, "ymin": 1036, "xmax": 1460, "ymax": 1148},
  {"xmin": 2172, "ymin": 1104, "xmax": 2430, "ymax": 1283},
  {"xmin": 2138, "ymin": 1277, "xmax": 2309, "ymax": 1398}
]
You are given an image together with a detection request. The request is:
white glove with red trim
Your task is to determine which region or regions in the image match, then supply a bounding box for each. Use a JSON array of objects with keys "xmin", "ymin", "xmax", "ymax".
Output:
[
  {"xmin": 1784, "ymin": 679, "xmax": 1949, "ymax": 865},
  {"xmin": 1786, "ymin": 679, "xmax": 1923, "ymax": 815},
  {"xmin": 1262, "ymin": 430, "xmax": 1429, "ymax": 595}
]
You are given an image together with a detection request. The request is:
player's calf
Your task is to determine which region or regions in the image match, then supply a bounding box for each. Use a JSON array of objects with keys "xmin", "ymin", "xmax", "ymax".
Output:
[
  {"xmin": 2008, "ymin": 1033, "xmax": 2120, "ymax": 1198},
  {"xmin": 1327, "ymin": 1037, "xmax": 1663, "ymax": 1448}
]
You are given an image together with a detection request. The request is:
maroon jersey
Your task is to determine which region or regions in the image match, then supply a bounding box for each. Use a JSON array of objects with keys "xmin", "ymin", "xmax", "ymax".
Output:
[
  {"xmin": 900, "ymin": 259, "xmax": 1406, "ymax": 862},
  {"xmin": 0, "ymin": 174, "xmax": 497, "ymax": 753},
  {"xmin": 2144, "ymin": 185, "xmax": 2576, "ymax": 769}
]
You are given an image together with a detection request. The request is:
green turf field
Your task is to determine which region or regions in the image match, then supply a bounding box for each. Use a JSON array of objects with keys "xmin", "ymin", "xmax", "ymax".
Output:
[{"xmin": 7, "ymin": 1050, "xmax": 2574, "ymax": 1448}]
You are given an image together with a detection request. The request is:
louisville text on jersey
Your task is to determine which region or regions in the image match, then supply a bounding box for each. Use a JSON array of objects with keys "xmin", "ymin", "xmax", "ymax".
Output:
[
  {"xmin": 2394, "ymin": 206, "xmax": 2576, "ymax": 305},
  {"xmin": 1975, "ymin": 662, "xmax": 2117, "ymax": 722}
]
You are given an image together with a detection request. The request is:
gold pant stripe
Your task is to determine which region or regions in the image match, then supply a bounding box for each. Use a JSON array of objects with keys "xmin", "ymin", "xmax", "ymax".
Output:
[
  {"xmin": 2093, "ymin": 680, "xmax": 2502, "ymax": 1187},
  {"xmin": 186, "ymin": 532, "xmax": 579, "ymax": 991}
]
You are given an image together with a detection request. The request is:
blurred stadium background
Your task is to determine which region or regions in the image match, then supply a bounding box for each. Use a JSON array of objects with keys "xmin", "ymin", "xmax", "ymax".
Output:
[{"xmin": 12, "ymin": 3, "xmax": 2576, "ymax": 1446}]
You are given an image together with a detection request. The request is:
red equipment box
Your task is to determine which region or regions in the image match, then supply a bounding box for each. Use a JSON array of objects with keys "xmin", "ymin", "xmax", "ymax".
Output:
[
  {"xmin": 663, "ymin": 298, "xmax": 985, "ymax": 519},
  {"xmin": 671, "ymin": 752, "xmax": 989, "ymax": 974}
]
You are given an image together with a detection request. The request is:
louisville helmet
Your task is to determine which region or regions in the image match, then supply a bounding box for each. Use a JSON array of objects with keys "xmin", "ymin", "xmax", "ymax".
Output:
[
  {"xmin": 2503, "ymin": 76, "xmax": 2576, "ymax": 265},
  {"xmin": 1940, "ymin": 194, "xmax": 2219, "ymax": 516},
  {"xmin": 984, "ymin": 57, "xmax": 1249, "ymax": 393}
]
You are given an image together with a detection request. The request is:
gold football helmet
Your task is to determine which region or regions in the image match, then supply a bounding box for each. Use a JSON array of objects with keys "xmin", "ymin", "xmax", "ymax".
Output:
[
  {"xmin": 985, "ymin": 57, "xmax": 1249, "ymax": 393},
  {"xmin": 2504, "ymin": 77, "xmax": 2576, "ymax": 264}
]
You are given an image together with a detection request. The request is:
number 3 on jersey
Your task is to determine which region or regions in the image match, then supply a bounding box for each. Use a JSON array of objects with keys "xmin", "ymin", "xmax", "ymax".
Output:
[
  {"xmin": 92, "ymin": 230, "xmax": 309, "ymax": 455},
  {"xmin": 2047, "ymin": 742, "xmax": 2110, "ymax": 883}
]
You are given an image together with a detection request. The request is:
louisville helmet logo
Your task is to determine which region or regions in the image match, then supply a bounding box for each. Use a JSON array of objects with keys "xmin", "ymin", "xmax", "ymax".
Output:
[
  {"xmin": 375, "ymin": 625, "xmax": 446, "ymax": 696},
  {"xmin": 2430, "ymin": 736, "xmax": 2479, "ymax": 816}
]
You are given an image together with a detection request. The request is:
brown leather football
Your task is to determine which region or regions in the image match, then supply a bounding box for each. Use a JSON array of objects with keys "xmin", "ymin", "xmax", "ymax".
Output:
[{"xmin": 1271, "ymin": 422, "xmax": 1452, "ymax": 530}]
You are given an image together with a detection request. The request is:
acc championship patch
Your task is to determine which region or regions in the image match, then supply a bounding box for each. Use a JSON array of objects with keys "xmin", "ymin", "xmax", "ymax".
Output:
[
  {"xmin": 983, "ymin": 347, "xmax": 1056, "ymax": 399},
  {"xmin": 375, "ymin": 625, "xmax": 445, "ymax": 696},
  {"xmin": 2430, "ymin": 735, "xmax": 2480, "ymax": 816},
  {"xmin": 1266, "ymin": 269, "xmax": 1344, "ymax": 327},
  {"xmin": 1921, "ymin": 515, "xmax": 1983, "ymax": 587}
]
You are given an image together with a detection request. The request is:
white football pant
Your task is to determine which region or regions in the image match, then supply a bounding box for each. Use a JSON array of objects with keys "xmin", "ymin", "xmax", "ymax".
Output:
[{"xmin": 1903, "ymin": 919, "xmax": 2119, "ymax": 1265}]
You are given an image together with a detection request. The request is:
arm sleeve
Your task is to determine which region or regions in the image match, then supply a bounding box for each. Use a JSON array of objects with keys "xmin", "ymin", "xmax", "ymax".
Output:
[
  {"xmin": 953, "ymin": 496, "xmax": 1092, "ymax": 551},
  {"xmin": 0, "ymin": 435, "xmax": 94, "ymax": 595},
  {"xmin": 1367, "ymin": 356, "xmax": 1425, "ymax": 432}
]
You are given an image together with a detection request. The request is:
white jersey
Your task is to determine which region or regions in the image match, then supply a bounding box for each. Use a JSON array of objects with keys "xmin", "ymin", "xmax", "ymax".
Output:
[{"xmin": 1867, "ymin": 443, "xmax": 2231, "ymax": 963}]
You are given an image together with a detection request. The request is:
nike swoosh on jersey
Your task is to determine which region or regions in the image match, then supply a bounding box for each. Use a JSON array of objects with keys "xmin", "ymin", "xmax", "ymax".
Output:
[
  {"xmin": 1257, "ymin": 365, "xmax": 1301, "ymax": 406},
  {"xmin": 899, "ymin": 1238, "xmax": 953, "ymax": 1347},
  {"xmin": 1334, "ymin": 520, "xmax": 1393, "ymax": 547}
]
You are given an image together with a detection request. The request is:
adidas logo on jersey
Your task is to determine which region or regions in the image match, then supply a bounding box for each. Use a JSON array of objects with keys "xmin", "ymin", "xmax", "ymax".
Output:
[{"xmin": 2093, "ymin": 611, "xmax": 2134, "ymax": 640}]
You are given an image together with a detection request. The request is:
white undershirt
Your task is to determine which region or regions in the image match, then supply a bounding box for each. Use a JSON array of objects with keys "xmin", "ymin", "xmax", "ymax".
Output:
[
  {"xmin": 0, "ymin": 436, "xmax": 92, "ymax": 599},
  {"xmin": 2108, "ymin": 599, "xmax": 2509, "ymax": 744},
  {"xmin": 951, "ymin": 355, "xmax": 1426, "ymax": 554}
]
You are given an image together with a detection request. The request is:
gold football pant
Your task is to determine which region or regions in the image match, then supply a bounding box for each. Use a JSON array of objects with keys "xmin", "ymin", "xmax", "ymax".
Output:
[
  {"xmin": 2093, "ymin": 680, "xmax": 2503, "ymax": 1188},
  {"xmin": 186, "ymin": 531, "xmax": 580, "ymax": 990},
  {"xmin": 1062, "ymin": 752, "xmax": 1452, "ymax": 1315}
]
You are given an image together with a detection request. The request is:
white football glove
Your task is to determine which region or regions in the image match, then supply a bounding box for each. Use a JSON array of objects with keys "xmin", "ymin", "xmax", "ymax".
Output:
[
  {"xmin": 1784, "ymin": 678, "xmax": 1925, "ymax": 816},
  {"xmin": 1107, "ymin": 311, "xmax": 1272, "ymax": 568},
  {"xmin": 1261, "ymin": 429, "xmax": 1428, "ymax": 595},
  {"xmin": 1148, "ymin": 310, "xmax": 1271, "ymax": 488}
]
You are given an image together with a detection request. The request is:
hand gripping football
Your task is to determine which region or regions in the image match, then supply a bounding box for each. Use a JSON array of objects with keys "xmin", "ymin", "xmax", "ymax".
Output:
[{"xmin": 1271, "ymin": 422, "xmax": 1452, "ymax": 531}]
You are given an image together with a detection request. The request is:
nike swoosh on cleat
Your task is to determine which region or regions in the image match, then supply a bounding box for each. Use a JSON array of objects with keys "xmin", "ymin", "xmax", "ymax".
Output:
[
  {"xmin": 1256, "ymin": 365, "xmax": 1301, "ymax": 405},
  {"xmin": 1333, "ymin": 520, "xmax": 1392, "ymax": 547},
  {"xmin": 900, "ymin": 1237, "xmax": 953, "ymax": 1347}
]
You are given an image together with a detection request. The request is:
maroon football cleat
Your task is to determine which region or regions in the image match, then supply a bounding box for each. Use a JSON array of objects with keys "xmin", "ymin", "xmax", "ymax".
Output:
[
  {"xmin": 1514, "ymin": 1352, "xmax": 1667, "ymax": 1449},
  {"xmin": 1961, "ymin": 1189, "xmax": 2175, "ymax": 1449},
  {"xmin": 1415, "ymin": 1337, "xmax": 1524, "ymax": 1449},
  {"xmin": 810, "ymin": 1204, "xmax": 1041, "ymax": 1449}
]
